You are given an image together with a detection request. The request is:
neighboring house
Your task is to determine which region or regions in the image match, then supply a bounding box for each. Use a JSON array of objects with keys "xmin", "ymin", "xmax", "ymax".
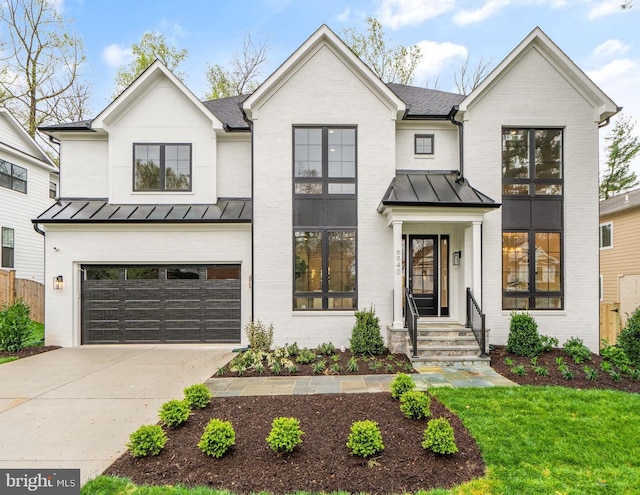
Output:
[
  {"xmin": 600, "ymin": 187, "xmax": 640, "ymax": 326},
  {"xmin": 0, "ymin": 107, "xmax": 58, "ymax": 284},
  {"xmin": 35, "ymin": 26, "xmax": 617, "ymax": 353}
]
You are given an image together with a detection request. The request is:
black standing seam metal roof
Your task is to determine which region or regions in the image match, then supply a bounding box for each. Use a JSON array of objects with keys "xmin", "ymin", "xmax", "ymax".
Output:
[
  {"xmin": 33, "ymin": 199, "xmax": 252, "ymax": 224},
  {"xmin": 378, "ymin": 171, "xmax": 499, "ymax": 211}
]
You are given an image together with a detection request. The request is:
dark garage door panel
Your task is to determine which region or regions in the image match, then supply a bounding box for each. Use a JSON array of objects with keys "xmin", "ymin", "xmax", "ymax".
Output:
[{"xmin": 82, "ymin": 265, "xmax": 241, "ymax": 344}]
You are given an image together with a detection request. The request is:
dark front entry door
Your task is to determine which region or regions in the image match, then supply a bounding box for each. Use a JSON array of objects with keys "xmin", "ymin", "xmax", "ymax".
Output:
[{"xmin": 409, "ymin": 236, "xmax": 438, "ymax": 316}]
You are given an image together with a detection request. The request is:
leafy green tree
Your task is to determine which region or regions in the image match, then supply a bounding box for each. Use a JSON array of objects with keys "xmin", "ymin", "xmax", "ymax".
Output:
[
  {"xmin": 113, "ymin": 32, "xmax": 188, "ymax": 97},
  {"xmin": 204, "ymin": 34, "xmax": 269, "ymax": 100},
  {"xmin": 0, "ymin": 0, "xmax": 88, "ymax": 137},
  {"xmin": 600, "ymin": 115, "xmax": 640, "ymax": 199},
  {"xmin": 341, "ymin": 18, "xmax": 422, "ymax": 84}
]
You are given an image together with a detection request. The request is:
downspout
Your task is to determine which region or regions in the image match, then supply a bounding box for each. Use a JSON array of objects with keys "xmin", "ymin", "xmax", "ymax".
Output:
[
  {"xmin": 33, "ymin": 222, "xmax": 45, "ymax": 236},
  {"xmin": 449, "ymin": 105, "xmax": 464, "ymax": 180},
  {"xmin": 248, "ymin": 120, "xmax": 255, "ymax": 322}
]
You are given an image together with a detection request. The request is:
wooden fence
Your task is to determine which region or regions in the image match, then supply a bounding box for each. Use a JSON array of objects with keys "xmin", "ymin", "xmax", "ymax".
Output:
[
  {"xmin": 0, "ymin": 269, "xmax": 45, "ymax": 323},
  {"xmin": 599, "ymin": 302, "xmax": 621, "ymax": 347}
]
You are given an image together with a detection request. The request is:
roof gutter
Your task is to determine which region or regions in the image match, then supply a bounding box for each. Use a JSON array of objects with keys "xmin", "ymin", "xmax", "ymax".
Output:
[
  {"xmin": 32, "ymin": 221, "xmax": 45, "ymax": 236},
  {"xmin": 448, "ymin": 105, "xmax": 464, "ymax": 180}
]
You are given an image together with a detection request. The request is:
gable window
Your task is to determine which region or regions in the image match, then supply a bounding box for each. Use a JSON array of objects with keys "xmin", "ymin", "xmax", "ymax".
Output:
[
  {"xmin": 1, "ymin": 227, "xmax": 14, "ymax": 268},
  {"xmin": 502, "ymin": 128, "xmax": 563, "ymax": 310},
  {"xmin": 415, "ymin": 134, "xmax": 434, "ymax": 155},
  {"xmin": 293, "ymin": 127, "xmax": 357, "ymax": 310},
  {"xmin": 0, "ymin": 159, "xmax": 27, "ymax": 193},
  {"xmin": 49, "ymin": 181, "xmax": 57, "ymax": 199},
  {"xmin": 599, "ymin": 222, "xmax": 612, "ymax": 249},
  {"xmin": 133, "ymin": 144, "xmax": 191, "ymax": 191}
]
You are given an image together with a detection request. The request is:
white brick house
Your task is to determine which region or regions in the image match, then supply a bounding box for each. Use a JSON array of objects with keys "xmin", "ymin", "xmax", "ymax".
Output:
[{"xmin": 36, "ymin": 26, "xmax": 617, "ymax": 353}]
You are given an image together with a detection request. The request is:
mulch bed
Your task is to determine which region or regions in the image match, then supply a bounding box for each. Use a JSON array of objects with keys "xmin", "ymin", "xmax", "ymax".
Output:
[
  {"xmin": 0, "ymin": 345, "xmax": 60, "ymax": 360},
  {"xmin": 490, "ymin": 345, "xmax": 640, "ymax": 394},
  {"xmin": 105, "ymin": 393, "xmax": 484, "ymax": 494}
]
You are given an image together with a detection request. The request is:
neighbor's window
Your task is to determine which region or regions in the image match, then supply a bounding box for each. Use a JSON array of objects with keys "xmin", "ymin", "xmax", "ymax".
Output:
[
  {"xmin": 0, "ymin": 159, "xmax": 27, "ymax": 193},
  {"xmin": 415, "ymin": 134, "xmax": 434, "ymax": 155},
  {"xmin": 599, "ymin": 222, "xmax": 612, "ymax": 249},
  {"xmin": 49, "ymin": 181, "xmax": 57, "ymax": 199},
  {"xmin": 1, "ymin": 227, "xmax": 15, "ymax": 268},
  {"xmin": 133, "ymin": 144, "xmax": 191, "ymax": 191}
]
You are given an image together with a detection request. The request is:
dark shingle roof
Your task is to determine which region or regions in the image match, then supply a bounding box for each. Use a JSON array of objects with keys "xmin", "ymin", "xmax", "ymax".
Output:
[
  {"xmin": 34, "ymin": 199, "xmax": 252, "ymax": 224},
  {"xmin": 379, "ymin": 170, "xmax": 498, "ymax": 210},
  {"xmin": 387, "ymin": 83, "xmax": 465, "ymax": 117},
  {"xmin": 203, "ymin": 94, "xmax": 250, "ymax": 130},
  {"xmin": 600, "ymin": 187, "xmax": 640, "ymax": 216},
  {"xmin": 39, "ymin": 120, "xmax": 94, "ymax": 131}
]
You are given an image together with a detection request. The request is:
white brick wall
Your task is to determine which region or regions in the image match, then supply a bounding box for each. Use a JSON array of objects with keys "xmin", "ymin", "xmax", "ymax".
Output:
[
  {"xmin": 395, "ymin": 122, "xmax": 459, "ymax": 171},
  {"xmin": 59, "ymin": 138, "xmax": 108, "ymax": 198}
]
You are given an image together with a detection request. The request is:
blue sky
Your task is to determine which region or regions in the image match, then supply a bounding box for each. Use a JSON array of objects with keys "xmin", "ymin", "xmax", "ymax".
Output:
[{"xmin": 60, "ymin": 0, "xmax": 640, "ymax": 173}]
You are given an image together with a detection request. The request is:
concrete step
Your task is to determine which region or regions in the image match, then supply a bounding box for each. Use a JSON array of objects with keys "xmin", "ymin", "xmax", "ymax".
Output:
[
  {"xmin": 417, "ymin": 335, "xmax": 477, "ymax": 346},
  {"xmin": 411, "ymin": 355, "xmax": 491, "ymax": 368}
]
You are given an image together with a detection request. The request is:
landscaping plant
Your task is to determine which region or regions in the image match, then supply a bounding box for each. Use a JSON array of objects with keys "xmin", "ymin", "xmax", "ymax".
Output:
[
  {"xmin": 563, "ymin": 337, "xmax": 592, "ymax": 364},
  {"xmin": 346, "ymin": 420, "xmax": 384, "ymax": 458},
  {"xmin": 422, "ymin": 417, "xmax": 458, "ymax": 455},
  {"xmin": 159, "ymin": 399, "xmax": 191, "ymax": 427},
  {"xmin": 0, "ymin": 299, "xmax": 33, "ymax": 352},
  {"xmin": 618, "ymin": 306, "xmax": 640, "ymax": 367},
  {"xmin": 506, "ymin": 312, "xmax": 543, "ymax": 357},
  {"xmin": 390, "ymin": 373, "xmax": 415, "ymax": 399},
  {"xmin": 349, "ymin": 306, "xmax": 384, "ymax": 356},
  {"xmin": 399, "ymin": 390, "xmax": 431, "ymax": 420},
  {"xmin": 266, "ymin": 417, "xmax": 304, "ymax": 453},
  {"xmin": 317, "ymin": 342, "xmax": 336, "ymax": 356},
  {"xmin": 600, "ymin": 340, "xmax": 631, "ymax": 367},
  {"xmin": 126, "ymin": 424, "xmax": 167, "ymax": 458},
  {"xmin": 245, "ymin": 320, "xmax": 273, "ymax": 352},
  {"xmin": 183, "ymin": 384, "xmax": 212, "ymax": 409},
  {"xmin": 295, "ymin": 348, "xmax": 316, "ymax": 364},
  {"xmin": 198, "ymin": 419, "xmax": 235, "ymax": 458}
]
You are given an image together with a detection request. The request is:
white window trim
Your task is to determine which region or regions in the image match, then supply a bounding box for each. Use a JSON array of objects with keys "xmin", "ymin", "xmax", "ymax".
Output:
[{"xmin": 599, "ymin": 222, "xmax": 613, "ymax": 250}]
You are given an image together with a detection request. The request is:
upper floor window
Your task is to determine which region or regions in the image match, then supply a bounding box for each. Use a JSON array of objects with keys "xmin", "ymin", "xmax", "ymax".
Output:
[
  {"xmin": 414, "ymin": 134, "xmax": 434, "ymax": 155},
  {"xmin": 1, "ymin": 227, "xmax": 14, "ymax": 268},
  {"xmin": 49, "ymin": 181, "xmax": 57, "ymax": 199},
  {"xmin": 0, "ymin": 159, "xmax": 27, "ymax": 194},
  {"xmin": 133, "ymin": 144, "xmax": 191, "ymax": 191},
  {"xmin": 600, "ymin": 222, "xmax": 613, "ymax": 249}
]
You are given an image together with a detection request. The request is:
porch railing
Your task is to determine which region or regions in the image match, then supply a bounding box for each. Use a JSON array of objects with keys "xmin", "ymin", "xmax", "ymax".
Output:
[
  {"xmin": 405, "ymin": 287, "xmax": 419, "ymax": 358},
  {"xmin": 465, "ymin": 287, "xmax": 488, "ymax": 357}
]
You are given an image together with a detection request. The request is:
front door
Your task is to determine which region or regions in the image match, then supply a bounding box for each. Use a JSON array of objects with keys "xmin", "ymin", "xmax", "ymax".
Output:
[{"xmin": 409, "ymin": 236, "xmax": 438, "ymax": 316}]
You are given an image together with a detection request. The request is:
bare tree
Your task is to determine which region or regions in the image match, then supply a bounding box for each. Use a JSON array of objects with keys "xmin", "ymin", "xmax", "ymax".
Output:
[
  {"xmin": 204, "ymin": 34, "xmax": 269, "ymax": 100},
  {"xmin": 0, "ymin": 0, "xmax": 87, "ymax": 137},
  {"xmin": 453, "ymin": 56, "xmax": 493, "ymax": 95}
]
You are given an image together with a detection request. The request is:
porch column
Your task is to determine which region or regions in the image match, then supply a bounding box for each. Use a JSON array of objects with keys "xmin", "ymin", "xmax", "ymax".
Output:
[
  {"xmin": 392, "ymin": 220, "xmax": 404, "ymax": 329},
  {"xmin": 472, "ymin": 220, "xmax": 482, "ymax": 307}
]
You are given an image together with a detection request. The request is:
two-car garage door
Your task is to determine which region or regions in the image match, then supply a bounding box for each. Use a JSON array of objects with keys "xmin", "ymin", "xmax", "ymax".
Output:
[{"xmin": 81, "ymin": 264, "xmax": 241, "ymax": 344}]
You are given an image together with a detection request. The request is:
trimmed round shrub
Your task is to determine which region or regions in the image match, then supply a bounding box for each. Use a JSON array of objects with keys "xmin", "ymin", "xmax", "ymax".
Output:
[
  {"xmin": 266, "ymin": 417, "xmax": 304, "ymax": 453},
  {"xmin": 507, "ymin": 312, "xmax": 542, "ymax": 357},
  {"xmin": 422, "ymin": 418, "xmax": 458, "ymax": 455},
  {"xmin": 126, "ymin": 424, "xmax": 167, "ymax": 458},
  {"xmin": 618, "ymin": 307, "xmax": 640, "ymax": 367},
  {"xmin": 350, "ymin": 307, "xmax": 385, "ymax": 356},
  {"xmin": 159, "ymin": 399, "xmax": 191, "ymax": 428},
  {"xmin": 390, "ymin": 373, "xmax": 415, "ymax": 400},
  {"xmin": 198, "ymin": 419, "xmax": 236, "ymax": 458},
  {"xmin": 184, "ymin": 383, "xmax": 212, "ymax": 409},
  {"xmin": 346, "ymin": 420, "xmax": 384, "ymax": 458},
  {"xmin": 399, "ymin": 390, "xmax": 431, "ymax": 420}
]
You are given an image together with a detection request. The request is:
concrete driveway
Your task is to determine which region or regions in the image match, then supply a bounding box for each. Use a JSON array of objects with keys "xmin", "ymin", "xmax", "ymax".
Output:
[{"xmin": 0, "ymin": 345, "xmax": 234, "ymax": 484}]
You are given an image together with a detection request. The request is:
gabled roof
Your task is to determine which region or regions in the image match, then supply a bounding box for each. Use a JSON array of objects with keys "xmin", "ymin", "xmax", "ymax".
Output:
[
  {"xmin": 243, "ymin": 24, "xmax": 406, "ymax": 121},
  {"xmin": 378, "ymin": 170, "xmax": 499, "ymax": 211},
  {"xmin": 91, "ymin": 60, "xmax": 224, "ymax": 130},
  {"xmin": 600, "ymin": 187, "xmax": 640, "ymax": 216},
  {"xmin": 459, "ymin": 27, "xmax": 619, "ymax": 122},
  {"xmin": 0, "ymin": 108, "xmax": 57, "ymax": 171}
]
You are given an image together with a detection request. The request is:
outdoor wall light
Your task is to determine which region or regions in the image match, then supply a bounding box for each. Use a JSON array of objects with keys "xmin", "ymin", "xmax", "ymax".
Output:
[
  {"xmin": 53, "ymin": 275, "xmax": 64, "ymax": 290},
  {"xmin": 452, "ymin": 251, "xmax": 462, "ymax": 266}
]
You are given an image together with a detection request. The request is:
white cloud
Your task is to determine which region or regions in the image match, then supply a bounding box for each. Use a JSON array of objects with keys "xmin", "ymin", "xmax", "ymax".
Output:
[
  {"xmin": 587, "ymin": 0, "xmax": 628, "ymax": 20},
  {"xmin": 336, "ymin": 7, "xmax": 352, "ymax": 22},
  {"xmin": 593, "ymin": 39, "xmax": 630, "ymax": 58},
  {"xmin": 102, "ymin": 44, "xmax": 132, "ymax": 68},
  {"xmin": 454, "ymin": 0, "xmax": 512, "ymax": 26},
  {"xmin": 413, "ymin": 40, "xmax": 468, "ymax": 85},
  {"xmin": 158, "ymin": 20, "xmax": 188, "ymax": 39},
  {"xmin": 377, "ymin": 0, "xmax": 455, "ymax": 30}
]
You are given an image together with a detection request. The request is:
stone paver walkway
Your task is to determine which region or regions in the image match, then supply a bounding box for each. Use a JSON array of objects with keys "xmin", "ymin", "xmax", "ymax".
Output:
[{"xmin": 206, "ymin": 366, "xmax": 516, "ymax": 396}]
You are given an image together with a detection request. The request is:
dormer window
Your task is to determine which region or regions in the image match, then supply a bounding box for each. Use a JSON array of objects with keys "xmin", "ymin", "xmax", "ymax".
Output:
[
  {"xmin": 414, "ymin": 134, "xmax": 434, "ymax": 155},
  {"xmin": 133, "ymin": 143, "xmax": 191, "ymax": 191}
]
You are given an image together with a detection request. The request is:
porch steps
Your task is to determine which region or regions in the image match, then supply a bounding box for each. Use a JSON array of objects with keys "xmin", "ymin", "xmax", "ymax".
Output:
[{"xmin": 409, "ymin": 322, "xmax": 490, "ymax": 368}]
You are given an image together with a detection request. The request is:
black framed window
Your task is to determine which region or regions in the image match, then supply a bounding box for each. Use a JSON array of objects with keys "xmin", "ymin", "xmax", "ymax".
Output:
[
  {"xmin": 502, "ymin": 128, "xmax": 563, "ymax": 310},
  {"xmin": 1, "ymin": 227, "xmax": 14, "ymax": 268},
  {"xmin": 133, "ymin": 143, "xmax": 191, "ymax": 191},
  {"xmin": 599, "ymin": 222, "xmax": 612, "ymax": 249},
  {"xmin": 293, "ymin": 126, "xmax": 357, "ymax": 310},
  {"xmin": 415, "ymin": 134, "xmax": 434, "ymax": 155},
  {"xmin": 0, "ymin": 159, "xmax": 27, "ymax": 193}
]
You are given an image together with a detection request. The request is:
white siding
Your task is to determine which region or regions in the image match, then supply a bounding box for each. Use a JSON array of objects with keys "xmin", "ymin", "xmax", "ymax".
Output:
[
  {"xmin": 463, "ymin": 46, "xmax": 601, "ymax": 350},
  {"xmin": 58, "ymin": 138, "xmax": 108, "ymax": 198},
  {"xmin": 217, "ymin": 136, "xmax": 251, "ymax": 197},
  {"xmin": 395, "ymin": 123, "xmax": 459, "ymax": 171}
]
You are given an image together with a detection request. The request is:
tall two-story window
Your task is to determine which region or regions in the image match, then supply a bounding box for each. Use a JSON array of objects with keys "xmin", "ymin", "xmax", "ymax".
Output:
[
  {"xmin": 502, "ymin": 128, "xmax": 563, "ymax": 310},
  {"xmin": 0, "ymin": 159, "xmax": 27, "ymax": 193},
  {"xmin": 1, "ymin": 227, "xmax": 14, "ymax": 268},
  {"xmin": 133, "ymin": 144, "xmax": 191, "ymax": 191},
  {"xmin": 293, "ymin": 127, "xmax": 357, "ymax": 310}
]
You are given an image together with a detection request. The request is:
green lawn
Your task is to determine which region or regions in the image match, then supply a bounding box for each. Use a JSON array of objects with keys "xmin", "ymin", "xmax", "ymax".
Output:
[{"xmin": 81, "ymin": 386, "xmax": 640, "ymax": 495}]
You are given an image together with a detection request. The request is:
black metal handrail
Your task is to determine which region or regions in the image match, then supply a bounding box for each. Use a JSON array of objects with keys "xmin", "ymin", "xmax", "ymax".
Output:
[
  {"xmin": 466, "ymin": 287, "xmax": 488, "ymax": 357},
  {"xmin": 405, "ymin": 287, "xmax": 419, "ymax": 358}
]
